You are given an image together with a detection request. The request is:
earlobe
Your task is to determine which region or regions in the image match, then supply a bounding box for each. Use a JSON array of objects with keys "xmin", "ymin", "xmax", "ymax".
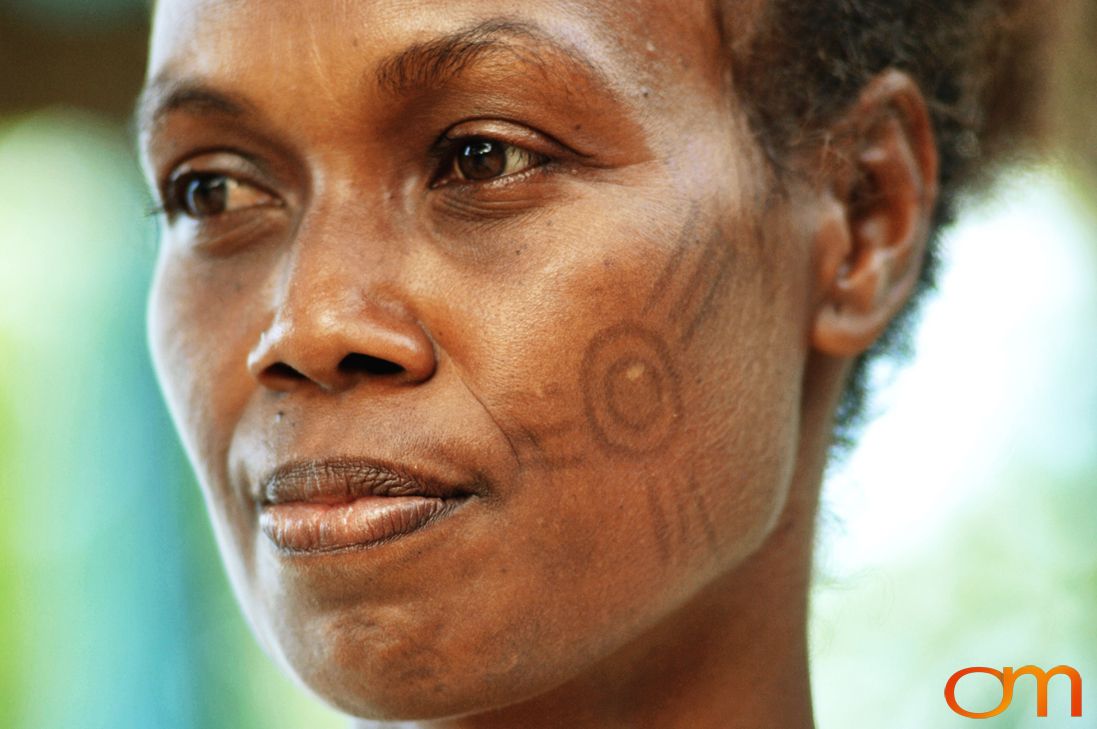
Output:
[{"xmin": 811, "ymin": 70, "xmax": 939, "ymax": 358}]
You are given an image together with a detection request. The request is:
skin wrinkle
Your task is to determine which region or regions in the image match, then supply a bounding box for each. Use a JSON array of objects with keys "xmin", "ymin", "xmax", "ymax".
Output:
[
  {"xmin": 510, "ymin": 410, "xmax": 585, "ymax": 472},
  {"xmin": 306, "ymin": 10, "xmax": 343, "ymax": 110},
  {"xmin": 371, "ymin": 18, "xmax": 625, "ymax": 123},
  {"xmin": 374, "ymin": 21, "xmax": 550, "ymax": 96},
  {"xmin": 454, "ymin": 361, "xmax": 523, "ymax": 475},
  {"xmin": 140, "ymin": 1, "xmax": 941, "ymax": 727}
]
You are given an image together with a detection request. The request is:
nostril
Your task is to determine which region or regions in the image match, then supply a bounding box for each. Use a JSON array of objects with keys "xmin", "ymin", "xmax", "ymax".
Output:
[
  {"xmin": 339, "ymin": 352, "xmax": 404, "ymax": 377},
  {"xmin": 262, "ymin": 362, "xmax": 308, "ymax": 386}
]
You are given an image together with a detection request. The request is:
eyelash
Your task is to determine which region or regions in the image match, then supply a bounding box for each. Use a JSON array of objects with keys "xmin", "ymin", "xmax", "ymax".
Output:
[
  {"xmin": 155, "ymin": 171, "xmax": 275, "ymax": 223},
  {"xmin": 154, "ymin": 133, "xmax": 553, "ymax": 224},
  {"xmin": 430, "ymin": 135, "xmax": 551, "ymax": 188}
]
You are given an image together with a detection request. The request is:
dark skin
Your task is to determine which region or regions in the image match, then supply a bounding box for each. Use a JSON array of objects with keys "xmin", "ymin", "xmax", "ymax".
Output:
[{"xmin": 138, "ymin": 1, "xmax": 938, "ymax": 727}]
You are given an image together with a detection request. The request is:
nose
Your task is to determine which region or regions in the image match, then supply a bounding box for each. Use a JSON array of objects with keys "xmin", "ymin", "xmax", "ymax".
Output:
[{"xmin": 246, "ymin": 277, "xmax": 437, "ymax": 393}]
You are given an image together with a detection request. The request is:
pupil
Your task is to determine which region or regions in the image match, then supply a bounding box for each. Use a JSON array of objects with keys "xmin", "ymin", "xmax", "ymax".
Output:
[
  {"xmin": 457, "ymin": 139, "xmax": 506, "ymax": 181},
  {"xmin": 185, "ymin": 174, "xmax": 228, "ymax": 217}
]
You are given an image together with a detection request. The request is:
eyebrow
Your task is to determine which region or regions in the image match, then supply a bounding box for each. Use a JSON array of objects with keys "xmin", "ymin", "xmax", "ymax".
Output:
[
  {"xmin": 135, "ymin": 18, "xmax": 614, "ymax": 136},
  {"xmin": 134, "ymin": 82, "xmax": 254, "ymax": 138},
  {"xmin": 373, "ymin": 19, "xmax": 600, "ymax": 96}
]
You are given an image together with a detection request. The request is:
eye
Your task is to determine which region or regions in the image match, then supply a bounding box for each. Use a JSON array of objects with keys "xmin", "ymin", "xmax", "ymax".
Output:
[
  {"xmin": 166, "ymin": 171, "xmax": 277, "ymax": 219},
  {"xmin": 437, "ymin": 137, "xmax": 547, "ymax": 186}
]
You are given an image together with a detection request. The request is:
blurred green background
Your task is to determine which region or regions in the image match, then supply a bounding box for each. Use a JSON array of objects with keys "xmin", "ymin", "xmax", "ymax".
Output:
[{"xmin": 0, "ymin": 2, "xmax": 1094, "ymax": 727}]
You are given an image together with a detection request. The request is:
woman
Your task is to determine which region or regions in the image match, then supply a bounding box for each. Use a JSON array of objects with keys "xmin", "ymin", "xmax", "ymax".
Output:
[{"xmin": 137, "ymin": 1, "xmax": 1038, "ymax": 726}]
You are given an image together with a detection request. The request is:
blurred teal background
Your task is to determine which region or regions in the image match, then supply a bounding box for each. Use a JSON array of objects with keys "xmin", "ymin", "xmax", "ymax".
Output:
[{"xmin": 0, "ymin": 2, "xmax": 1094, "ymax": 728}]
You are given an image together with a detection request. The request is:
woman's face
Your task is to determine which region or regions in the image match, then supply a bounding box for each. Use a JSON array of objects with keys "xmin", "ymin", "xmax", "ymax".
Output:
[{"xmin": 141, "ymin": 0, "xmax": 816, "ymax": 719}]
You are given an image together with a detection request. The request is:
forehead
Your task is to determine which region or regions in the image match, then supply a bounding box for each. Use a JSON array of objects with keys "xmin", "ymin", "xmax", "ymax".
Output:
[{"xmin": 146, "ymin": 0, "xmax": 727, "ymax": 110}]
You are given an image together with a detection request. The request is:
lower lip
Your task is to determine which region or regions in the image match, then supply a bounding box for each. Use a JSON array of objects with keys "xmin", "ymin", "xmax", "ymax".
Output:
[{"xmin": 259, "ymin": 495, "xmax": 465, "ymax": 554}]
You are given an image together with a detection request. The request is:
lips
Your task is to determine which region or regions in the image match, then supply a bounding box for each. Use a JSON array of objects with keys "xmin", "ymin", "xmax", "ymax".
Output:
[{"xmin": 256, "ymin": 457, "xmax": 478, "ymax": 554}]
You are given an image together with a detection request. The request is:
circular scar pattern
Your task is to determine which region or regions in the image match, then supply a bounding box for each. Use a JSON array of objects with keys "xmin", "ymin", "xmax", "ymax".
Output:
[{"xmin": 581, "ymin": 322, "xmax": 683, "ymax": 457}]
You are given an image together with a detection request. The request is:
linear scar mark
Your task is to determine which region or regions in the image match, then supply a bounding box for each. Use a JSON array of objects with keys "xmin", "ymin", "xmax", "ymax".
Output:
[
  {"xmin": 642, "ymin": 475, "xmax": 721, "ymax": 570},
  {"xmin": 644, "ymin": 480, "xmax": 673, "ymax": 565},
  {"xmin": 642, "ymin": 206, "xmax": 701, "ymax": 317},
  {"xmin": 686, "ymin": 474, "xmax": 721, "ymax": 560},
  {"xmin": 675, "ymin": 223, "xmax": 734, "ymax": 347},
  {"xmin": 643, "ymin": 210, "xmax": 736, "ymax": 348}
]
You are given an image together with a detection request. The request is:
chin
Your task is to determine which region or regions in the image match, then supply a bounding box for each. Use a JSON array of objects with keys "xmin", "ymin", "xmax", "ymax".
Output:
[
  {"xmin": 292, "ymin": 653, "xmax": 550, "ymax": 723},
  {"xmin": 258, "ymin": 607, "xmax": 559, "ymax": 723}
]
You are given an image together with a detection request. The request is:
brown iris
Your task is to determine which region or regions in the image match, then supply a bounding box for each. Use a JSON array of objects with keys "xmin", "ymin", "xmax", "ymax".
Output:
[
  {"xmin": 179, "ymin": 173, "xmax": 229, "ymax": 218},
  {"xmin": 456, "ymin": 139, "xmax": 507, "ymax": 181}
]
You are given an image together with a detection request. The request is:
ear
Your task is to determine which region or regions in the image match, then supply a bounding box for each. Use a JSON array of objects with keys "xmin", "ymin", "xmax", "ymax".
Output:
[{"xmin": 810, "ymin": 69, "xmax": 939, "ymax": 357}]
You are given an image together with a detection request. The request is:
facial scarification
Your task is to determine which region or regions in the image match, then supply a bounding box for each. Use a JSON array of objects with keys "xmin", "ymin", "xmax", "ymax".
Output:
[
  {"xmin": 507, "ymin": 205, "xmax": 737, "ymax": 473},
  {"xmin": 494, "ymin": 205, "xmax": 735, "ymax": 568}
]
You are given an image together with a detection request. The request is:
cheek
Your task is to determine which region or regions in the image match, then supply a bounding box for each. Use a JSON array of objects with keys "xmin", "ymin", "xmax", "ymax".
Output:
[
  {"xmin": 147, "ymin": 248, "xmax": 264, "ymax": 569},
  {"xmin": 150, "ymin": 256, "xmax": 236, "ymax": 456},
  {"xmin": 485, "ymin": 208, "xmax": 807, "ymax": 563},
  {"xmin": 148, "ymin": 240, "xmax": 276, "ymax": 455},
  {"xmin": 149, "ymin": 255, "xmax": 212, "ymax": 463},
  {"xmin": 426, "ymin": 208, "xmax": 811, "ymax": 684}
]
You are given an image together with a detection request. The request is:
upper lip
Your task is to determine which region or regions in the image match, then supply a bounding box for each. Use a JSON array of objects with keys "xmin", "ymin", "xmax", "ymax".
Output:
[{"xmin": 257, "ymin": 457, "xmax": 478, "ymax": 506}]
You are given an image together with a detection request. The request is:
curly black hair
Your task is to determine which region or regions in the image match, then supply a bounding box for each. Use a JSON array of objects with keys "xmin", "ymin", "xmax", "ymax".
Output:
[{"xmin": 720, "ymin": 0, "xmax": 1049, "ymax": 451}]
